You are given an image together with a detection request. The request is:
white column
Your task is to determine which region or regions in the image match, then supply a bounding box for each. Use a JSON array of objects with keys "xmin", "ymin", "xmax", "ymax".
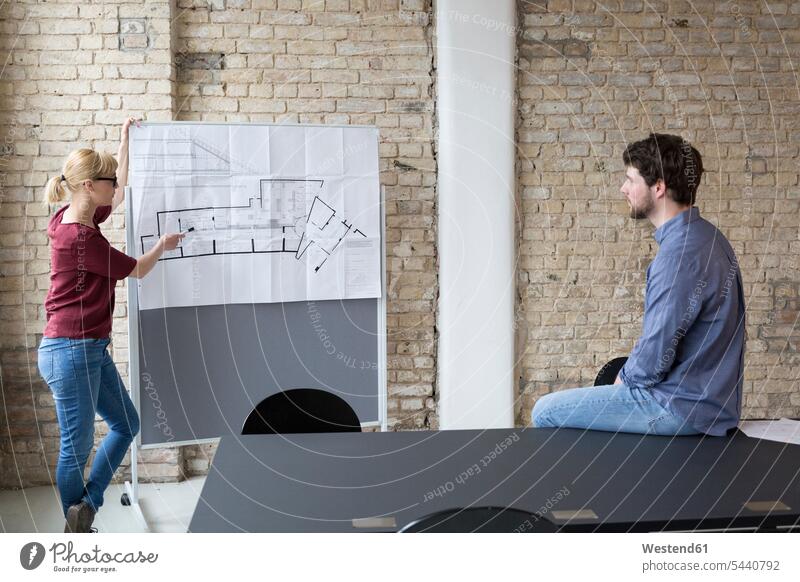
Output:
[{"xmin": 436, "ymin": 1, "xmax": 517, "ymax": 429}]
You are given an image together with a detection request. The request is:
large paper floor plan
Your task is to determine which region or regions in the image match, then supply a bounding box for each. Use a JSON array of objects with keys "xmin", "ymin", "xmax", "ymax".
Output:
[{"xmin": 129, "ymin": 123, "xmax": 381, "ymax": 309}]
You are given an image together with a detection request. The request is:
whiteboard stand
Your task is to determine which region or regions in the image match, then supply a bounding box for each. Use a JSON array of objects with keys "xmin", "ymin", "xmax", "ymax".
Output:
[
  {"xmin": 122, "ymin": 133, "xmax": 387, "ymax": 526},
  {"xmin": 124, "ymin": 186, "xmax": 151, "ymax": 532},
  {"xmin": 379, "ymin": 184, "xmax": 388, "ymax": 432}
]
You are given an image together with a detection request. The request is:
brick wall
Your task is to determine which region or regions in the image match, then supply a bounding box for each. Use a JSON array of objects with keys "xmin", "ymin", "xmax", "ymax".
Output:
[
  {"xmin": 2, "ymin": 0, "xmax": 799, "ymax": 491},
  {"xmin": 172, "ymin": 0, "xmax": 437, "ymax": 467},
  {"xmin": 515, "ymin": 0, "xmax": 800, "ymax": 423},
  {"xmin": 1, "ymin": 0, "xmax": 182, "ymax": 488},
  {"xmin": 0, "ymin": 0, "xmax": 437, "ymax": 489}
]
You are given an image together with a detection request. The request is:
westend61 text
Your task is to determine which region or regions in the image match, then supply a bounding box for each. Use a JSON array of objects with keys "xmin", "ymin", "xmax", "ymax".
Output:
[{"xmin": 643, "ymin": 543, "xmax": 708, "ymax": 554}]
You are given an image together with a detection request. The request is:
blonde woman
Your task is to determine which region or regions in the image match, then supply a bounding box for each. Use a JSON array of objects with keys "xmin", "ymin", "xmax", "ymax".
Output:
[{"xmin": 37, "ymin": 117, "xmax": 184, "ymax": 533}]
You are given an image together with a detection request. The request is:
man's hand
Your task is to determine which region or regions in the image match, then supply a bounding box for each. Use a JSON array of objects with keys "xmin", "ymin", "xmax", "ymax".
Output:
[{"xmin": 614, "ymin": 373, "xmax": 623, "ymax": 385}]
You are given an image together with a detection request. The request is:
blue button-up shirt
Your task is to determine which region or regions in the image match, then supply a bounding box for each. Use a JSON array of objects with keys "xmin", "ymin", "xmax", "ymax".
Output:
[{"xmin": 619, "ymin": 207, "xmax": 745, "ymax": 436}]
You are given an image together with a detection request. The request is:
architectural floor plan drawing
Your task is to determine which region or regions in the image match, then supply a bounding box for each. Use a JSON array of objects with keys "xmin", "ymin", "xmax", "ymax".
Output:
[
  {"xmin": 129, "ymin": 123, "xmax": 381, "ymax": 310},
  {"xmin": 138, "ymin": 178, "xmax": 368, "ymax": 275}
]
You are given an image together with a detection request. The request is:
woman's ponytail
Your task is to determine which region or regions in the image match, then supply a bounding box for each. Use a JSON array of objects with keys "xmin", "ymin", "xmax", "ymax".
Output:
[{"xmin": 43, "ymin": 174, "xmax": 67, "ymax": 207}]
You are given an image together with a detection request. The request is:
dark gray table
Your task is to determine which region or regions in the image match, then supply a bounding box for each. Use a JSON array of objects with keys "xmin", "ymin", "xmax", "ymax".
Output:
[{"xmin": 188, "ymin": 428, "xmax": 800, "ymax": 532}]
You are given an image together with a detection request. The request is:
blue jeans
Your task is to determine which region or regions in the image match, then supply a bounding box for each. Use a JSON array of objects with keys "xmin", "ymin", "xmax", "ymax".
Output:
[
  {"xmin": 37, "ymin": 337, "xmax": 140, "ymax": 518},
  {"xmin": 531, "ymin": 384, "xmax": 702, "ymax": 436}
]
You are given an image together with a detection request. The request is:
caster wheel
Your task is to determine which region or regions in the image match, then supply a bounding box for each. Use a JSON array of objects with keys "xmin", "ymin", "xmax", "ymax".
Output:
[{"xmin": 121, "ymin": 493, "xmax": 131, "ymax": 506}]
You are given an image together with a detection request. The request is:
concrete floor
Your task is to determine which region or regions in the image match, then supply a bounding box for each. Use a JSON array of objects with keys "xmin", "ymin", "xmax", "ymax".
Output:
[{"xmin": 0, "ymin": 476, "xmax": 206, "ymax": 533}]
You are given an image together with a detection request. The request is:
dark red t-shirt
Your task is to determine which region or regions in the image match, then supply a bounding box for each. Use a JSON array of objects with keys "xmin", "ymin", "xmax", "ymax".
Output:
[{"xmin": 43, "ymin": 204, "xmax": 137, "ymax": 339}]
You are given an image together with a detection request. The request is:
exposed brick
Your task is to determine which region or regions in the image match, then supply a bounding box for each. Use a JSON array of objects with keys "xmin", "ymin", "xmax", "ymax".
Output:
[
  {"xmin": 7, "ymin": 0, "xmax": 796, "ymax": 487},
  {"xmin": 1, "ymin": 0, "xmax": 439, "ymax": 485},
  {"xmin": 516, "ymin": 0, "xmax": 799, "ymax": 426}
]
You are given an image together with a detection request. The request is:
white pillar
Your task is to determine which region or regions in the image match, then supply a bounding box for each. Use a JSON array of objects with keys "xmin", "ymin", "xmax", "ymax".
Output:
[{"xmin": 436, "ymin": 0, "xmax": 517, "ymax": 429}]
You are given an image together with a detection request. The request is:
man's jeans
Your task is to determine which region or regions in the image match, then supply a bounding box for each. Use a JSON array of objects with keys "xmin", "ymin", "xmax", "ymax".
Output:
[
  {"xmin": 38, "ymin": 337, "xmax": 140, "ymax": 518},
  {"xmin": 531, "ymin": 384, "xmax": 702, "ymax": 436}
]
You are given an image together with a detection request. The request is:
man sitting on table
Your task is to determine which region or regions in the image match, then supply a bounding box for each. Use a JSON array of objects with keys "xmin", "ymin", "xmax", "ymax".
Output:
[{"xmin": 532, "ymin": 133, "xmax": 745, "ymax": 437}]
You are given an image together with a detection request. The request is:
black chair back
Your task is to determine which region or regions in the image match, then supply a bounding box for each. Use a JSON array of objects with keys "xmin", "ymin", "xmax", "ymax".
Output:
[
  {"xmin": 399, "ymin": 507, "xmax": 558, "ymax": 533},
  {"xmin": 241, "ymin": 388, "xmax": 361, "ymax": 435},
  {"xmin": 594, "ymin": 357, "xmax": 628, "ymax": 386}
]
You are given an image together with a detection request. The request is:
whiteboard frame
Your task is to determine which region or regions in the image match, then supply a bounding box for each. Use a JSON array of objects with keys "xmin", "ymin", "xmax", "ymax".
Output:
[{"xmin": 124, "ymin": 123, "xmax": 387, "ymax": 512}]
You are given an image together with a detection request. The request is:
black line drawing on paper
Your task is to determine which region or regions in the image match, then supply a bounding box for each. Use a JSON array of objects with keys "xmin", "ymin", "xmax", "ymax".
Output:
[
  {"xmin": 137, "ymin": 178, "xmax": 366, "ymax": 274},
  {"xmin": 131, "ymin": 126, "xmax": 371, "ymax": 275}
]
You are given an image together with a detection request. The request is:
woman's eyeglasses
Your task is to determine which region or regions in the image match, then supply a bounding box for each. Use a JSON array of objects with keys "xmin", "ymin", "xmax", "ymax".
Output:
[{"xmin": 95, "ymin": 176, "xmax": 119, "ymax": 188}]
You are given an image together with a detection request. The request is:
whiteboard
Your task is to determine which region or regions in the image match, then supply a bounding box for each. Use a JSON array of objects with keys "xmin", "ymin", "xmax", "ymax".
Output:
[{"xmin": 126, "ymin": 122, "xmax": 386, "ymax": 448}]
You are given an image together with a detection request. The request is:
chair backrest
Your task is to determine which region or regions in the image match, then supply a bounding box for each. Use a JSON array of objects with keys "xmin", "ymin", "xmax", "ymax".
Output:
[
  {"xmin": 399, "ymin": 507, "xmax": 558, "ymax": 533},
  {"xmin": 241, "ymin": 388, "xmax": 362, "ymax": 435},
  {"xmin": 594, "ymin": 356, "xmax": 629, "ymax": 386}
]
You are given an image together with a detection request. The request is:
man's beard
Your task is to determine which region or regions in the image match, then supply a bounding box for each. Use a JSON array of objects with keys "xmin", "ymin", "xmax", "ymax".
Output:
[{"xmin": 629, "ymin": 191, "xmax": 655, "ymax": 220}]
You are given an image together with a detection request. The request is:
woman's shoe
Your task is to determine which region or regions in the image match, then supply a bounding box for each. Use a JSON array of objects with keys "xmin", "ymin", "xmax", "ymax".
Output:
[{"xmin": 64, "ymin": 501, "xmax": 96, "ymax": 533}]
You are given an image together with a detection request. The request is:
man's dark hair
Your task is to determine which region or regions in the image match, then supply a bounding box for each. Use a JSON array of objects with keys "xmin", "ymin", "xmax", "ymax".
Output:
[{"xmin": 622, "ymin": 133, "xmax": 704, "ymax": 205}]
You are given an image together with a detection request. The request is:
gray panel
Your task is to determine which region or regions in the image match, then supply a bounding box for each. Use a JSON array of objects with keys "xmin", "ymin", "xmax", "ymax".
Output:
[
  {"xmin": 189, "ymin": 429, "xmax": 800, "ymax": 532},
  {"xmin": 137, "ymin": 299, "xmax": 379, "ymax": 445}
]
